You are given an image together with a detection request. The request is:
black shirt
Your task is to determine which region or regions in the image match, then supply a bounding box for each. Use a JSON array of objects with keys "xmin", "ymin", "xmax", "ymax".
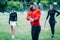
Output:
[
  {"xmin": 46, "ymin": 10, "xmax": 60, "ymax": 23},
  {"xmin": 9, "ymin": 12, "xmax": 17, "ymax": 22}
]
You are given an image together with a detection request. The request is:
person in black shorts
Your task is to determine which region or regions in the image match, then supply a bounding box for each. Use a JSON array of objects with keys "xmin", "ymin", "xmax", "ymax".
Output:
[
  {"xmin": 9, "ymin": 9, "xmax": 17, "ymax": 38},
  {"xmin": 45, "ymin": 4, "xmax": 60, "ymax": 38}
]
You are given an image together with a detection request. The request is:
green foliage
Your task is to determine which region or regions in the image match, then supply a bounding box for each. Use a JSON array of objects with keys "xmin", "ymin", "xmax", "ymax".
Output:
[
  {"xmin": 6, "ymin": 1, "xmax": 23, "ymax": 11},
  {"xmin": 40, "ymin": 0, "xmax": 49, "ymax": 8},
  {"xmin": 0, "ymin": 0, "xmax": 7, "ymax": 12},
  {"xmin": 0, "ymin": 0, "xmax": 6, "ymax": 5},
  {"xmin": 0, "ymin": 0, "xmax": 60, "ymax": 12}
]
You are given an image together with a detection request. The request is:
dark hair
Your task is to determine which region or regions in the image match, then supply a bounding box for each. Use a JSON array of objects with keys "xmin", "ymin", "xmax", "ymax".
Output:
[
  {"xmin": 11, "ymin": 9, "xmax": 15, "ymax": 11},
  {"xmin": 27, "ymin": 2, "xmax": 34, "ymax": 6},
  {"xmin": 50, "ymin": 4, "xmax": 55, "ymax": 9},
  {"xmin": 50, "ymin": 4, "xmax": 54, "ymax": 6}
]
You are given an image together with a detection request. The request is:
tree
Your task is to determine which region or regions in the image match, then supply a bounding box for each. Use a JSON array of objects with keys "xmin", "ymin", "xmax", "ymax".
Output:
[{"xmin": 0, "ymin": 0, "xmax": 7, "ymax": 12}]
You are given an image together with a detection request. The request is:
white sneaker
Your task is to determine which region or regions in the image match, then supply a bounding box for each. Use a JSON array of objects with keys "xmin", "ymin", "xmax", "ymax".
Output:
[{"xmin": 12, "ymin": 35, "xmax": 15, "ymax": 38}]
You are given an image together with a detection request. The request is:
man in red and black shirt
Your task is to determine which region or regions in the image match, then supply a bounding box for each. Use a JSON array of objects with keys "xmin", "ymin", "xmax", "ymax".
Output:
[{"xmin": 26, "ymin": 2, "xmax": 41, "ymax": 40}]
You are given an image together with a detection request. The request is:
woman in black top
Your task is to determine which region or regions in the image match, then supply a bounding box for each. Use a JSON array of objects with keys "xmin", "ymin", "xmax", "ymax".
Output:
[
  {"xmin": 9, "ymin": 10, "xmax": 17, "ymax": 38},
  {"xmin": 45, "ymin": 4, "xmax": 60, "ymax": 38}
]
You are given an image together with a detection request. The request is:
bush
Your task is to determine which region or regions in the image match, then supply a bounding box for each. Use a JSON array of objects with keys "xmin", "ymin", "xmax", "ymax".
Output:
[
  {"xmin": 6, "ymin": 1, "xmax": 23, "ymax": 11},
  {"xmin": 40, "ymin": 0, "xmax": 49, "ymax": 8}
]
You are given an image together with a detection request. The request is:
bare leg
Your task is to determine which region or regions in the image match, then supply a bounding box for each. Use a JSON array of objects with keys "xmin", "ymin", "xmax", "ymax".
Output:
[{"xmin": 11, "ymin": 26, "xmax": 15, "ymax": 38}]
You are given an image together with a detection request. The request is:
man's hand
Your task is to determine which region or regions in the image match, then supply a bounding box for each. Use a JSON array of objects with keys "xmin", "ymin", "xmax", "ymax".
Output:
[{"xmin": 29, "ymin": 18, "xmax": 34, "ymax": 22}]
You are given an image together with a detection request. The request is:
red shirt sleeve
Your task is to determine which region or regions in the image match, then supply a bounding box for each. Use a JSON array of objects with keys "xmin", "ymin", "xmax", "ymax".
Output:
[
  {"xmin": 26, "ymin": 12, "xmax": 31, "ymax": 21},
  {"xmin": 34, "ymin": 10, "xmax": 41, "ymax": 21}
]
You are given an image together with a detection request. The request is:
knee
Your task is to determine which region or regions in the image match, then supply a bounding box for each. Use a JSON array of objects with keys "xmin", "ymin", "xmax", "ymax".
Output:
[{"xmin": 11, "ymin": 26, "xmax": 15, "ymax": 30}]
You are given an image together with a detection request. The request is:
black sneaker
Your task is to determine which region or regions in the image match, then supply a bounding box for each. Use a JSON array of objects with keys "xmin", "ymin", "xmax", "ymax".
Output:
[{"xmin": 51, "ymin": 35, "xmax": 54, "ymax": 39}]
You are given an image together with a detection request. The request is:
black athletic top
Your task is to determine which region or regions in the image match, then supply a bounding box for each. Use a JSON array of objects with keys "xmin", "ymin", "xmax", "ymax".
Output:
[
  {"xmin": 46, "ymin": 10, "xmax": 60, "ymax": 23},
  {"xmin": 9, "ymin": 12, "xmax": 17, "ymax": 23}
]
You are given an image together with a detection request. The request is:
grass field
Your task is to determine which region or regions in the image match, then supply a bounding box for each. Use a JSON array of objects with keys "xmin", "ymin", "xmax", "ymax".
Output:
[{"xmin": 0, "ymin": 11, "xmax": 60, "ymax": 40}]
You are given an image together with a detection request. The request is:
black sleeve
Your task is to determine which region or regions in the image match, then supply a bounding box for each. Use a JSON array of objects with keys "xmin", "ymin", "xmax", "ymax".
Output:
[
  {"xmin": 55, "ymin": 10, "xmax": 60, "ymax": 17},
  {"xmin": 46, "ymin": 11, "xmax": 50, "ymax": 20},
  {"xmin": 15, "ymin": 13, "xmax": 17, "ymax": 21}
]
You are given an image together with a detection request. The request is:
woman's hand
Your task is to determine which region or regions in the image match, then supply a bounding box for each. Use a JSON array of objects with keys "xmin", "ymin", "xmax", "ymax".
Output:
[
  {"xmin": 44, "ymin": 20, "xmax": 47, "ymax": 30},
  {"xmin": 45, "ymin": 20, "xmax": 47, "ymax": 24}
]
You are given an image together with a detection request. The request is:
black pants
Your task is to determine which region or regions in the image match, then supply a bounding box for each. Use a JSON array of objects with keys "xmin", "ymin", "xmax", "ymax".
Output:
[
  {"xmin": 31, "ymin": 26, "xmax": 41, "ymax": 40},
  {"xmin": 49, "ymin": 23, "xmax": 55, "ymax": 35}
]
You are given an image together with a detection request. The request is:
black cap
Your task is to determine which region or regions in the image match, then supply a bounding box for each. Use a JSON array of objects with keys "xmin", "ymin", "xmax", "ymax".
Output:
[{"xmin": 27, "ymin": 2, "xmax": 34, "ymax": 6}]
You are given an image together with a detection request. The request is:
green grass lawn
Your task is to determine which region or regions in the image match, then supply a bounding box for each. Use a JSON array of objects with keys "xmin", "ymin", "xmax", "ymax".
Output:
[{"xmin": 0, "ymin": 11, "xmax": 60, "ymax": 40}]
